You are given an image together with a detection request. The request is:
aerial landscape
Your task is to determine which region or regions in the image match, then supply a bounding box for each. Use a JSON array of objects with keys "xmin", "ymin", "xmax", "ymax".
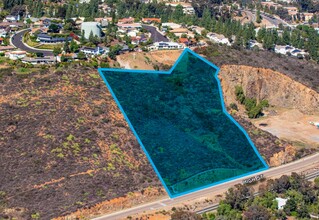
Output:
[{"xmin": 0, "ymin": 0, "xmax": 318, "ymax": 219}]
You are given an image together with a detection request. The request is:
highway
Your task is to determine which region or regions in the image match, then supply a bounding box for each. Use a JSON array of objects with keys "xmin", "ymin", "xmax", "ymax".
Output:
[
  {"xmin": 93, "ymin": 153, "xmax": 319, "ymax": 220},
  {"xmin": 11, "ymin": 29, "xmax": 53, "ymax": 56},
  {"xmin": 142, "ymin": 25, "xmax": 169, "ymax": 42}
]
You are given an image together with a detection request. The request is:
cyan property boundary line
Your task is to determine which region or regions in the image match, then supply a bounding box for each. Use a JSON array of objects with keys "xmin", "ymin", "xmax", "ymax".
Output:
[{"xmin": 98, "ymin": 48, "xmax": 269, "ymax": 198}]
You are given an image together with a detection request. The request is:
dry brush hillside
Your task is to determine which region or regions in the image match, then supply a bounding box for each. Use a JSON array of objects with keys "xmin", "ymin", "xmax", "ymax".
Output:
[{"xmin": 0, "ymin": 66, "xmax": 164, "ymax": 219}]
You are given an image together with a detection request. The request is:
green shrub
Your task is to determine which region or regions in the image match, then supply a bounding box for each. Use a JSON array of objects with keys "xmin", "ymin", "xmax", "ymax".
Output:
[
  {"xmin": 235, "ymin": 85, "xmax": 245, "ymax": 104},
  {"xmin": 229, "ymin": 103, "xmax": 238, "ymax": 111}
]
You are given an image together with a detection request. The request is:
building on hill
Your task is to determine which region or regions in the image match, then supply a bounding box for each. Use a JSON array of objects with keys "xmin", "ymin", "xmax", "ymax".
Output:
[
  {"xmin": 142, "ymin": 18, "xmax": 161, "ymax": 24},
  {"xmin": 56, "ymin": 53, "xmax": 77, "ymax": 62},
  {"xmin": 21, "ymin": 56, "xmax": 56, "ymax": 65},
  {"xmin": 37, "ymin": 34, "xmax": 72, "ymax": 43},
  {"xmin": 0, "ymin": 45, "xmax": 15, "ymax": 53},
  {"xmin": 5, "ymin": 51, "xmax": 27, "ymax": 60},
  {"xmin": 165, "ymin": 3, "xmax": 195, "ymax": 15},
  {"xmin": 207, "ymin": 33, "xmax": 231, "ymax": 46},
  {"xmin": 302, "ymin": 13, "xmax": 314, "ymax": 22},
  {"xmin": 94, "ymin": 18, "xmax": 109, "ymax": 27},
  {"xmin": 148, "ymin": 41, "xmax": 184, "ymax": 50},
  {"xmin": 117, "ymin": 23, "xmax": 142, "ymax": 31},
  {"xmin": 161, "ymin": 22, "xmax": 181, "ymax": 31},
  {"xmin": 4, "ymin": 15, "xmax": 19, "ymax": 22},
  {"xmin": 118, "ymin": 17, "xmax": 134, "ymax": 24},
  {"xmin": 81, "ymin": 22, "xmax": 102, "ymax": 39},
  {"xmin": 80, "ymin": 46, "xmax": 105, "ymax": 56},
  {"xmin": 170, "ymin": 28, "xmax": 189, "ymax": 37}
]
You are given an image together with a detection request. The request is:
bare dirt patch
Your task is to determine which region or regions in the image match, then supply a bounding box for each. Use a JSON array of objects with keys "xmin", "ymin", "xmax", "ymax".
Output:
[
  {"xmin": 253, "ymin": 108, "xmax": 319, "ymax": 146},
  {"xmin": 116, "ymin": 50, "xmax": 182, "ymax": 70}
]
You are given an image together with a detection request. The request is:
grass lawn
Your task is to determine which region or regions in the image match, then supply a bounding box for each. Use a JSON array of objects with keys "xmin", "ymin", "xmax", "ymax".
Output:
[
  {"xmin": 36, "ymin": 44, "xmax": 62, "ymax": 50},
  {"xmin": 24, "ymin": 35, "xmax": 41, "ymax": 48}
]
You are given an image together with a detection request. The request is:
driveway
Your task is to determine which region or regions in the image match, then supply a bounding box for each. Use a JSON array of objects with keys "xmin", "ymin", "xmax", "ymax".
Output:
[
  {"xmin": 142, "ymin": 25, "xmax": 169, "ymax": 42},
  {"xmin": 11, "ymin": 29, "xmax": 54, "ymax": 56}
]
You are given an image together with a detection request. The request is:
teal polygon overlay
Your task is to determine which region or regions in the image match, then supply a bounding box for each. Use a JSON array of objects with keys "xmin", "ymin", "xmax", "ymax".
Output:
[{"xmin": 98, "ymin": 48, "xmax": 268, "ymax": 198}]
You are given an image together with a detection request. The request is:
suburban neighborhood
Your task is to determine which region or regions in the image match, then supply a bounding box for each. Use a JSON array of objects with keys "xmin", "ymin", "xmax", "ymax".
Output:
[{"xmin": 0, "ymin": 0, "xmax": 317, "ymax": 66}]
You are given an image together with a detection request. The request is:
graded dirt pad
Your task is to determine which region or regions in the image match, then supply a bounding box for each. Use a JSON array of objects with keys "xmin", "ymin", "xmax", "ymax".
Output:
[
  {"xmin": 0, "ymin": 66, "xmax": 164, "ymax": 219},
  {"xmin": 116, "ymin": 50, "xmax": 182, "ymax": 70},
  {"xmin": 253, "ymin": 109, "xmax": 319, "ymax": 146}
]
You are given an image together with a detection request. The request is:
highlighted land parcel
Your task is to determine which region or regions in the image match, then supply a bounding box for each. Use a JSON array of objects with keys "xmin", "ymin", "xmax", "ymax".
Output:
[{"xmin": 99, "ymin": 49, "xmax": 268, "ymax": 197}]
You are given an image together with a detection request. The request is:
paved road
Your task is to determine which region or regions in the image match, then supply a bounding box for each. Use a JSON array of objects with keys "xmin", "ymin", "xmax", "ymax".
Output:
[
  {"xmin": 242, "ymin": 10, "xmax": 256, "ymax": 23},
  {"xmin": 93, "ymin": 153, "xmax": 319, "ymax": 220},
  {"xmin": 142, "ymin": 25, "xmax": 169, "ymax": 42},
  {"xmin": 11, "ymin": 29, "xmax": 53, "ymax": 56}
]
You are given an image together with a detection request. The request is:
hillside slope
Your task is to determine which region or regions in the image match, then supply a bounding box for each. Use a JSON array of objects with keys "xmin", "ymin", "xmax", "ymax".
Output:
[{"xmin": 0, "ymin": 66, "xmax": 164, "ymax": 219}]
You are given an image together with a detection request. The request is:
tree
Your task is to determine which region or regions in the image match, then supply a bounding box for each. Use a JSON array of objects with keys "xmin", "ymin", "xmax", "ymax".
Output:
[
  {"xmin": 77, "ymin": 51, "xmax": 86, "ymax": 60},
  {"xmin": 70, "ymin": 39, "xmax": 79, "ymax": 53},
  {"xmin": 53, "ymin": 46, "xmax": 61, "ymax": 56},
  {"xmin": 256, "ymin": 10, "xmax": 262, "ymax": 23},
  {"xmin": 63, "ymin": 39, "xmax": 70, "ymax": 53},
  {"xmin": 201, "ymin": 7, "xmax": 212, "ymax": 30},
  {"xmin": 243, "ymin": 205, "xmax": 271, "ymax": 220},
  {"xmin": 173, "ymin": 4, "xmax": 184, "ymax": 23},
  {"xmin": 225, "ymin": 184, "xmax": 253, "ymax": 210},
  {"xmin": 48, "ymin": 23, "xmax": 59, "ymax": 33}
]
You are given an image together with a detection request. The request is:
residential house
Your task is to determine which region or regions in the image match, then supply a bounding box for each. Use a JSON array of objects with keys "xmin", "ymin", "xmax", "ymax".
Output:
[
  {"xmin": 248, "ymin": 40, "xmax": 263, "ymax": 50},
  {"xmin": 0, "ymin": 38, "xmax": 3, "ymax": 44},
  {"xmin": 165, "ymin": 3, "xmax": 195, "ymax": 15},
  {"xmin": 0, "ymin": 45, "xmax": 15, "ymax": 53},
  {"xmin": 5, "ymin": 51, "xmax": 27, "ymax": 60},
  {"xmin": 118, "ymin": 17, "xmax": 134, "ymax": 24},
  {"xmin": 302, "ymin": 13, "xmax": 313, "ymax": 22},
  {"xmin": 117, "ymin": 23, "xmax": 142, "ymax": 31},
  {"xmin": 142, "ymin": 18, "xmax": 161, "ymax": 24},
  {"xmin": 94, "ymin": 18, "xmax": 109, "ymax": 27},
  {"xmin": 37, "ymin": 34, "xmax": 72, "ymax": 43},
  {"xmin": 189, "ymin": 26, "xmax": 205, "ymax": 35},
  {"xmin": 179, "ymin": 37, "xmax": 189, "ymax": 46},
  {"xmin": 4, "ymin": 15, "xmax": 19, "ymax": 22},
  {"xmin": 261, "ymin": 2, "xmax": 281, "ymax": 10},
  {"xmin": 80, "ymin": 46, "xmax": 105, "ymax": 56},
  {"xmin": 21, "ymin": 56, "xmax": 56, "ymax": 64},
  {"xmin": 56, "ymin": 53, "xmax": 77, "ymax": 62},
  {"xmin": 207, "ymin": 33, "xmax": 231, "ymax": 46},
  {"xmin": 275, "ymin": 198, "xmax": 288, "ymax": 210},
  {"xmin": 0, "ymin": 22, "xmax": 23, "ymax": 29},
  {"xmin": 161, "ymin": 22, "xmax": 181, "ymax": 31},
  {"xmin": 274, "ymin": 45, "xmax": 308, "ymax": 57},
  {"xmin": 0, "ymin": 30, "xmax": 7, "ymax": 38},
  {"xmin": 149, "ymin": 42, "xmax": 184, "ymax": 50},
  {"xmin": 170, "ymin": 28, "xmax": 189, "ymax": 37}
]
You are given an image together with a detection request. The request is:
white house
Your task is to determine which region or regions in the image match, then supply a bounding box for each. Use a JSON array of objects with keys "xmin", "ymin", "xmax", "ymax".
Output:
[
  {"xmin": 5, "ymin": 15, "xmax": 18, "ymax": 22},
  {"xmin": 5, "ymin": 51, "xmax": 27, "ymax": 60},
  {"xmin": 275, "ymin": 198, "xmax": 288, "ymax": 210},
  {"xmin": 162, "ymin": 22, "xmax": 181, "ymax": 30},
  {"xmin": 149, "ymin": 42, "xmax": 184, "ymax": 51},
  {"xmin": 80, "ymin": 46, "xmax": 105, "ymax": 56},
  {"xmin": 22, "ymin": 56, "xmax": 56, "ymax": 65},
  {"xmin": 207, "ymin": 33, "xmax": 231, "ymax": 46},
  {"xmin": 274, "ymin": 45, "xmax": 308, "ymax": 57}
]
